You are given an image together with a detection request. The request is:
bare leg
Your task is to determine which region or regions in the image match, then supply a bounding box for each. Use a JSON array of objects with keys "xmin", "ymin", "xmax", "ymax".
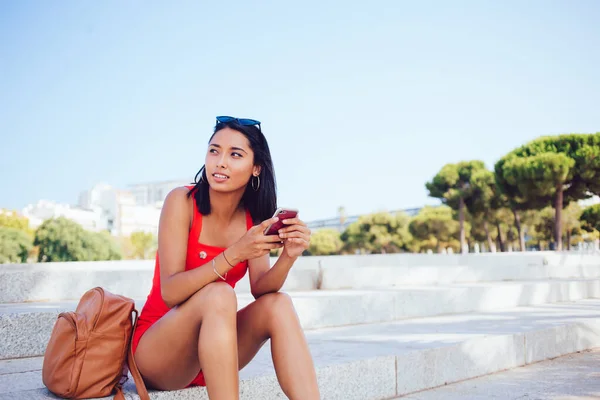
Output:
[
  {"xmin": 199, "ymin": 285, "xmax": 239, "ymax": 399},
  {"xmin": 134, "ymin": 282, "xmax": 239, "ymax": 399},
  {"xmin": 236, "ymin": 292, "xmax": 319, "ymax": 400}
]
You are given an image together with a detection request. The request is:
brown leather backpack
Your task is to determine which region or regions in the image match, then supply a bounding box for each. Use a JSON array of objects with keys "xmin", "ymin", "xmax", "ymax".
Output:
[{"xmin": 42, "ymin": 287, "xmax": 150, "ymax": 400}]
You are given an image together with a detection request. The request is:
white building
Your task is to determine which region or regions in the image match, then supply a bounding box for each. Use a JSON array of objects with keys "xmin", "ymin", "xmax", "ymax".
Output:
[
  {"xmin": 78, "ymin": 183, "xmax": 165, "ymax": 236},
  {"xmin": 128, "ymin": 180, "xmax": 189, "ymax": 207},
  {"xmin": 22, "ymin": 200, "xmax": 107, "ymax": 232},
  {"xmin": 22, "ymin": 180, "xmax": 184, "ymax": 238},
  {"xmin": 113, "ymin": 190, "xmax": 162, "ymax": 237}
]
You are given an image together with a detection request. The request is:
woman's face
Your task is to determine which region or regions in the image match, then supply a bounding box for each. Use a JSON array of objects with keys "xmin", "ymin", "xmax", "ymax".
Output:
[{"xmin": 205, "ymin": 127, "xmax": 260, "ymax": 192}]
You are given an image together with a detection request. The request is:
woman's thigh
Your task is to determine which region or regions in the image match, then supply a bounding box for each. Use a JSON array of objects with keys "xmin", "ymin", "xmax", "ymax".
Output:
[{"xmin": 133, "ymin": 282, "xmax": 236, "ymax": 390}]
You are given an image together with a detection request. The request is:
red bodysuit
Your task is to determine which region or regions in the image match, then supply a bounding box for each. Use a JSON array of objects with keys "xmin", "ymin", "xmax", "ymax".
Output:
[{"xmin": 131, "ymin": 186, "xmax": 253, "ymax": 387}]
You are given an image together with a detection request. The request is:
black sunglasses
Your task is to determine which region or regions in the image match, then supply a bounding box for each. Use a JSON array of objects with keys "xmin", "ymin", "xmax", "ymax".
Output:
[{"xmin": 216, "ymin": 116, "xmax": 261, "ymax": 129}]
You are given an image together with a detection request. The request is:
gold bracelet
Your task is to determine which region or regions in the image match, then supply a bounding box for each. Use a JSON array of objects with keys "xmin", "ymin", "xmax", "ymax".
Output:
[
  {"xmin": 212, "ymin": 258, "xmax": 227, "ymax": 281},
  {"xmin": 223, "ymin": 250, "xmax": 235, "ymax": 268}
]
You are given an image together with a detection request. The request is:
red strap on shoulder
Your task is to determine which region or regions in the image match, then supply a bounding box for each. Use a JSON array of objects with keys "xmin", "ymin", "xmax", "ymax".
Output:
[{"xmin": 245, "ymin": 209, "xmax": 253, "ymax": 230}]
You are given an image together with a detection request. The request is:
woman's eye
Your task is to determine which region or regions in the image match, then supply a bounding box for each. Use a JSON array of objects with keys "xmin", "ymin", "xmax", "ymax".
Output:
[
  {"xmin": 209, "ymin": 149, "xmax": 218, "ymax": 154},
  {"xmin": 232, "ymin": 152, "xmax": 243, "ymax": 158}
]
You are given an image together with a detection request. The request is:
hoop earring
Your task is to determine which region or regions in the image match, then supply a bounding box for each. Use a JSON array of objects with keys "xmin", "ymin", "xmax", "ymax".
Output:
[{"xmin": 252, "ymin": 175, "xmax": 260, "ymax": 191}]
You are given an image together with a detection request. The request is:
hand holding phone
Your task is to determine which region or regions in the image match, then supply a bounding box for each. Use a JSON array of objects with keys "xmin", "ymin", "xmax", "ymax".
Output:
[
  {"xmin": 264, "ymin": 208, "xmax": 299, "ymax": 235},
  {"xmin": 227, "ymin": 214, "xmax": 286, "ymax": 262}
]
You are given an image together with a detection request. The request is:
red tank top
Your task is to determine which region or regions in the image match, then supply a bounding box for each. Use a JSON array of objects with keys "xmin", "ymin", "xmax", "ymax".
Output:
[{"xmin": 136, "ymin": 186, "xmax": 253, "ymax": 324}]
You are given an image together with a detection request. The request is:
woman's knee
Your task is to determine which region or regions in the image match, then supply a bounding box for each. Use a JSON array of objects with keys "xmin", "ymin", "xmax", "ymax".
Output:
[
  {"xmin": 259, "ymin": 292, "xmax": 297, "ymax": 324},
  {"xmin": 184, "ymin": 281, "xmax": 237, "ymax": 317}
]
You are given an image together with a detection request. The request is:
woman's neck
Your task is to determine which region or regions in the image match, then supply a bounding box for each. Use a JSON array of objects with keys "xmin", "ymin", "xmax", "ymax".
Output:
[{"xmin": 208, "ymin": 187, "xmax": 245, "ymax": 223}]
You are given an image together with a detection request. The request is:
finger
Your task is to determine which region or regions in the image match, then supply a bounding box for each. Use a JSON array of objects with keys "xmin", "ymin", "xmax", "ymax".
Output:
[
  {"xmin": 260, "ymin": 234, "xmax": 286, "ymax": 243},
  {"xmin": 260, "ymin": 242, "xmax": 284, "ymax": 250},
  {"xmin": 281, "ymin": 217, "xmax": 305, "ymax": 226},
  {"xmin": 278, "ymin": 225, "xmax": 311, "ymax": 235},
  {"xmin": 278, "ymin": 231, "xmax": 307, "ymax": 239},
  {"xmin": 287, "ymin": 238, "xmax": 309, "ymax": 247},
  {"xmin": 259, "ymin": 216, "xmax": 280, "ymax": 230}
]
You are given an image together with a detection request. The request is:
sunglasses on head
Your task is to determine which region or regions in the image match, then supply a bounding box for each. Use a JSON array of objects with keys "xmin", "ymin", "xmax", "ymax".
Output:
[{"xmin": 216, "ymin": 116, "xmax": 261, "ymax": 129}]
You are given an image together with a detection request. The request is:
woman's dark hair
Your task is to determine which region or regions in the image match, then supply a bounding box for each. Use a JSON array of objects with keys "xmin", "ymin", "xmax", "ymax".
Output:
[{"xmin": 186, "ymin": 120, "xmax": 277, "ymax": 224}]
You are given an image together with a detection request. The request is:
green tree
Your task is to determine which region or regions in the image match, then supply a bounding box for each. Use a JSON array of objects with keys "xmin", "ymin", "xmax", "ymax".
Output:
[
  {"xmin": 495, "ymin": 133, "xmax": 600, "ymax": 251},
  {"xmin": 307, "ymin": 228, "xmax": 343, "ymax": 255},
  {"xmin": 494, "ymin": 159, "xmax": 534, "ymax": 252},
  {"xmin": 426, "ymin": 161, "xmax": 486, "ymax": 253},
  {"xmin": 341, "ymin": 211, "xmax": 412, "ymax": 254},
  {"xmin": 562, "ymin": 202, "xmax": 583, "ymax": 250},
  {"xmin": 409, "ymin": 206, "xmax": 460, "ymax": 253},
  {"xmin": 83, "ymin": 231, "xmax": 122, "ymax": 261},
  {"xmin": 490, "ymin": 206, "xmax": 517, "ymax": 252},
  {"xmin": 35, "ymin": 217, "xmax": 86, "ymax": 262},
  {"xmin": 465, "ymin": 169, "xmax": 499, "ymax": 252},
  {"xmin": 468, "ymin": 212, "xmax": 492, "ymax": 252},
  {"xmin": 34, "ymin": 217, "xmax": 121, "ymax": 262},
  {"xmin": 0, "ymin": 209, "xmax": 32, "ymax": 236},
  {"xmin": 130, "ymin": 231, "xmax": 156, "ymax": 259},
  {"xmin": 581, "ymin": 204, "xmax": 600, "ymax": 232},
  {"xmin": 533, "ymin": 207, "xmax": 558, "ymax": 248},
  {"xmin": 0, "ymin": 227, "xmax": 33, "ymax": 263},
  {"xmin": 532, "ymin": 203, "xmax": 582, "ymax": 250}
]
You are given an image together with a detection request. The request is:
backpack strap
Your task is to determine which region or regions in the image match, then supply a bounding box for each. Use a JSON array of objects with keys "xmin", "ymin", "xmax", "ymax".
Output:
[{"xmin": 115, "ymin": 310, "xmax": 150, "ymax": 400}]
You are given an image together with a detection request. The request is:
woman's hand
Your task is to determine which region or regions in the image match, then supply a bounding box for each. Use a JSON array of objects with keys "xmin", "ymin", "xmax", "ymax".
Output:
[
  {"xmin": 278, "ymin": 217, "xmax": 311, "ymax": 258},
  {"xmin": 228, "ymin": 216, "xmax": 284, "ymax": 263}
]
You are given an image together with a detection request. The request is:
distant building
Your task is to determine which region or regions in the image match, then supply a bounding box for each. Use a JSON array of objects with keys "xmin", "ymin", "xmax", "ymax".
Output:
[
  {"xmin": 22, "ymin": 179, "xmax": 189, "ymax": 237},
  {"xmin": 113, "ymin": 190, "xmax": 161, "ymax": 237},
  {"xmin": 22, "ymin": 200, "xmax": 107, "ymax": 232},
  {"xmin": 78, "ymin": 183, "xmax": 167, "ymax": 236},
  {"xmin": 128, "ymin": 180, "xmax": 190, "ymax": 207},
  {"xmin": 307, "ymin": 207, "xmax": 422, "ymax": 232}
]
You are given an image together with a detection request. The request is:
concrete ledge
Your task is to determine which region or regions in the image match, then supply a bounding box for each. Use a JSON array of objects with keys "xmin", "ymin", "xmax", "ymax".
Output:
[
  {"xmin": 2, "ymin": 279, "xmax": 600, "ymax": 360},
  {"xmin": 0, "ymin": 260, "xmax": 320, "ymax": 303},
  {"xmin": 0, "ymin": 291, "xmax": 397, "ymax": 360},
  {"xmin": 2, "ymin": 252, "xmax": 600, "ymax": 303},
  {"xmin": 4, "ymin": 300, "xmax": 600, "ymax": 399},
  {"xmin": 396, "ymin": 333, "xmax": 525, "ymax": 394},
  {"xmin": 525, "ymin": 320, "xmax": 600, "ymax": 364},
  {"xmin": 321, "ymin": 264, "xmax": 600, "ymax": 289},
  {"xmin": 395, "ymin": 279, "xmax": 600, "ymax": 319},
  {"xmin": 3, "ymin": 280, "xmax": 600, "ymax": 360}
]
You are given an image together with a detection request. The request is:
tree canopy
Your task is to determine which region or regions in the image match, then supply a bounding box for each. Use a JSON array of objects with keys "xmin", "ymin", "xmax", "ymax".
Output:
[{"xmin": 426, "ymin": 160, "xmax": 486, "ymax": 253}]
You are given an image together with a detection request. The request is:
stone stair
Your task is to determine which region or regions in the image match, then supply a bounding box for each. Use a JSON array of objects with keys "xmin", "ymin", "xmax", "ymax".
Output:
[{"xmin": 1, "ymin": 251, "xmax": 599, "ymax": 399}]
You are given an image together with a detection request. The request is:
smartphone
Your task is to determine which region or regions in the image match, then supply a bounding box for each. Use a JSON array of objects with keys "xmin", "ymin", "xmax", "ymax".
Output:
[{"xmin": 264, "ymin": 208, "xmax": 299, "ymax": 235}]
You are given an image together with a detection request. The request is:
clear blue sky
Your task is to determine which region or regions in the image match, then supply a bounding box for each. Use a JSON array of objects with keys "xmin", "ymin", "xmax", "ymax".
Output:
[{"xmin": 1, "ymin": 0, "xmax": 599, "ymax": 222}]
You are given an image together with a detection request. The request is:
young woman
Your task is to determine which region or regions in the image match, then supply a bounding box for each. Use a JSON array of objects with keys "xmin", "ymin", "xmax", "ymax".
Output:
[{"xmin": 132, "ymin": 116, "xmax": 320, "ymax": 399}]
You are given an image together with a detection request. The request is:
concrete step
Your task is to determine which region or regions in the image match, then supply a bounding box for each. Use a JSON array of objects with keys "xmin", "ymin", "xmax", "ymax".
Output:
[
  {"xmin": 396, "ymin": 347, "xmax": 600, "ymax": 399},
  {"xmin": 321, "ymin": 263, "xmax": 600, "ymax": 290},
  {"xmin": 2, "ymin": 278, "xmax": 600, "ymax": 360},
  {"xmin": 2, "ymin": 252, "xmax": 599, "ymax": 303},
  {"xmin": 2, "ymin": 299, "xmax": 600, "ymax": 399}
]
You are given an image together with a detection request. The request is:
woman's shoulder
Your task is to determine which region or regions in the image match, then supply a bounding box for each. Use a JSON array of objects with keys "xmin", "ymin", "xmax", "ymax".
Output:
[
  {"xmin": 165, "ymin": 186, "xmax": 193, "ymax": 201},
  {"xmin": 161, "ymin": 186, "xmax": 194, "ymax": 213},
  {"xmin": 159, "ymin": 187, "xmax": 195, "ymax": 229}
]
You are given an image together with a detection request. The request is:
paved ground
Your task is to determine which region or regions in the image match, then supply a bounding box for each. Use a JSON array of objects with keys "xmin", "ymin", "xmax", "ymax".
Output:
[{"xmin": 396, "ymin": 348, "xmax": 600, "ymax": 399}]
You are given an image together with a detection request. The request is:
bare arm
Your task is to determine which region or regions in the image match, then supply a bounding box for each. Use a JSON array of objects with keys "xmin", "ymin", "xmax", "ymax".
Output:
[
  {"xmin": 248, "ymin": 216, "xmax": 311, "ymax": 298},
  {"xmin": 248, "ymin": 252, "xmax": 297, "ymax": 299},
  {"xmin": 158, "ymin": 188, "xmax": 234, "ymax": 308}
]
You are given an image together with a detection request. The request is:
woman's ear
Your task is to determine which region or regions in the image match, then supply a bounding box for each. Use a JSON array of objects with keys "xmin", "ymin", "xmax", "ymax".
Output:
[{"xmin": 253, "ymin": 165, "xmax": 262, "ymax": 176}]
